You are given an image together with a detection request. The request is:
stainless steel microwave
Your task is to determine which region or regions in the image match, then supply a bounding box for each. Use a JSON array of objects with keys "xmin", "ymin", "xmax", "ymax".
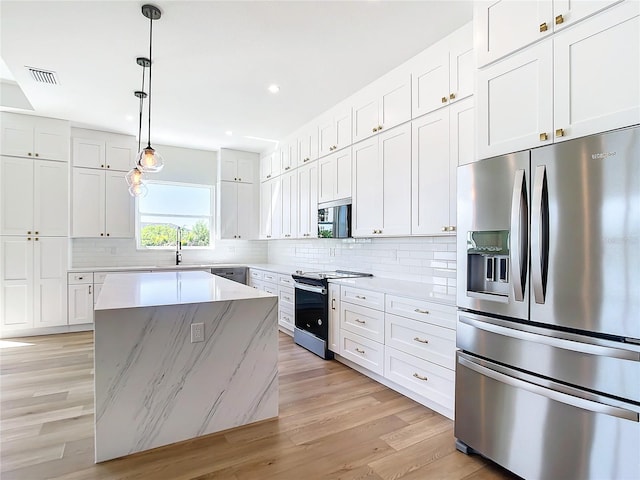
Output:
[{"xmin": 318, "ymin": 199, "xmax": 351, "ymax": 238}]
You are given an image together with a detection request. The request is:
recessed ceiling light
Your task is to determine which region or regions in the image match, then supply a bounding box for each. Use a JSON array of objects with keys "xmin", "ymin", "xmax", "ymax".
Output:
[
  {"xmin": 225, "ymin": 131, "xmax": 233, "ymax": 136},
  {"xmin": 267, "ymin": 84, "xmax": 280, "ymax": 94}
]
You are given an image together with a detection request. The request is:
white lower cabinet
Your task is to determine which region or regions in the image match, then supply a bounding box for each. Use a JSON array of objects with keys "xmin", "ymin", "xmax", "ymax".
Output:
[
  {"xmin": 328, "ymin": 283, "xmax": 341, "ymax": 353},
  {"xmin": 1, "ymin": 236, "xmax": 68, "ymax": 333},
  {"xmin": 341, "ymin": 302, "xmax": 385, "ymax": 343},
  {"xmin": 249, "ymin": 268, "xmax": 295, "ymax": 333},
  {"xmin": 340, "ymin": 330, "xmax": 385, "ymax": 376}
]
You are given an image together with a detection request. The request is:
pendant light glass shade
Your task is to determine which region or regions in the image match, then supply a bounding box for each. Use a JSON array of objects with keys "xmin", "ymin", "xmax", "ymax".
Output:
[
  {"xmin": 128, "ymin": 181, "xmax": 148, "ymax": 198},
  {"xmin": 136, "ymin": 145, "xmax": 164, "ymax": 172},
  {"xmin": 125, "ymin": 166, "xmax": 144, "ymax": 186}
]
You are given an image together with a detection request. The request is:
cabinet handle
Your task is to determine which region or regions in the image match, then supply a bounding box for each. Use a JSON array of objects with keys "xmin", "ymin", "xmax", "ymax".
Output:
[
  {"xmin": 303, "ymin": 158, "xmax": 310, "ymax": 163},
  {"xmin": 266, "ymin": 174, "xmax": 271, "ymax": 179},
  {"xmin": 449, "ymin": 93, "xmax": 455, "ymax": 100},
  {"xmin": 556, "ymin": 128, "xmax": 565, "ymax": 137},
  {"xmin": 238, "ymin": 235, "xmax": 241, "ymax": 238},
  {"xmin": 355, "ymin": 318, "xmax": 366, "ymax": 324},
  {"xmin": 234, "ymin": 177, "xmax": 237, "ymax": 181},
  {"xmin": 107, "ymin": 165, "xmax": 110, "ymax": 169},
  {"xmin": 355, "ymin": 348, "xmax": 365, "ymax": 354},
  {"xmin": 540, "ymin": 22, "xmax": 548, "ymax": 32},
  {"xmin": 89, "ymin": 285, "xmax": 92, "ymax": 295},
  {"xmin": 355, "ymin": 295, "xmax": 367, "ymax": 300},
  {"xmin": 441, "ymin": 96, "xmax": 448, "ymax": 103},
  {"xmin": 378, "ymin": 125, "xmax": 383, "ymax": 130},
  {"xmin": 238, "ymin": 178, "xmax": 241, "ymax": 181},
  {"xmin": 555, "ymin": 14, "xmax": 564, "ymax": 25},
  {"xmin": 285, "ymin": 166, "xmax": 290, "ymax": 171},
  {"xmin": 331, "ymin": 298, "xmax": 336, "ymax": 310},
  {"xmin": 539, "ymin": 132, "xmax": 548, "ymax": 141},
  {"xmin": 372, "ymin": 127, "xmax": 378, "ymax": 132},
  {"xmin": 78, "ymin": 276, "xmax": 84, "ymax": 280},
  {"xmin": 414, "ymin": 337, "xmax": 429, "ymax": 344},
  {"xmin": 413, "ymin": 373, "xmax": 428, "ymax": 381},
  {"xmin": 35, "ymin": 231, "xmax": 39, "ymax": 235},
  {"xmin": 414, "ymin": 308, "xmax": 430, "ymax": 314}
]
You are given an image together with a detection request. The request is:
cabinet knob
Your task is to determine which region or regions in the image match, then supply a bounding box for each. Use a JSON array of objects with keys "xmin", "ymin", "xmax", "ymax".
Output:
[
  {"xmin": 238, "ymin": 235, "xmax": 241, "ymax": 238},
  {"xmin": 107, "ymin": 233, "xmax": 110, "ymax": 236},
  {"xmin": 449, "ymin": 93, "xmax": 456, "ymax": 100},
  {"xmin": 556, "ymin": 128, "xmax": 565, "ymax": 137},
  {"xmin": 35, "ymin": 237, "xmax": 39, "ymax": 241},
  {"xmin": 266, "ymin": 174, "xmax": 271, "ymax": 179},
  {"xmin": 35, "ymin": 153, "xmax": 39, "ymax": 157},
  {"xmin": 28, "ymin": 152, "xmax": 32, "ymax": 156},
  {"xmin": 101, "ymin": 164, "xmax": 104, "ymax": 168},
  {"xmin": 442, "ymin": 226, "xmax": 447, "ymax": 232},
  {"xmin": 441, "ymin": 97, "xmax": 448, "ymax": 104},
  {"xmin": 540, "ymin": 22, "xmax": 548, "ymax": 32},
  {"xmin": 378, "ymin": 125, "xmax": 383, "ymax": 130},
  {"xmin": 372, "ymin": 127, "xmax": 378, "ymax": 132},
  {"xmin": 555, "ymin": 14, "xmax": 564, "ymax": 25},
  {"xmin": 449, "ymin": 226, "xmax": 456, "ymax": 232},
  {"xmin": 238, "ymin": 178, "xmax": 241, "ymax": 181},
  {"xmin": 539, "ymin": 132, "xmax": 548, "ymax": 141},
  {"xmin": 35, "ymin": 231, "xmax": 39, "ymax": 235},
  {"xmin": 100, "ymin": 233, "xmax": 104, "ymax": 236},
  {"xmin": 27, "ymin": 237, "xmax": 31, "ymax": 241},
  {"xmin": 27, "ymin": 231, "xmax": 31, "ymax": 234},
  {"xmin": 107, "ymin": 165, "xmax": 110, "ymax": 168},
  {"xmin": 285, "ymin": 166, "xmax": 290, "ymax": 171}
]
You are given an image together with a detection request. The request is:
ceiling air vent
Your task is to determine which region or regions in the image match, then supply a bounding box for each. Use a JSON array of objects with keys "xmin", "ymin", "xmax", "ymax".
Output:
[{"xmin": 26, "ymin": 66, "xmax": 59, "ymax": 85}]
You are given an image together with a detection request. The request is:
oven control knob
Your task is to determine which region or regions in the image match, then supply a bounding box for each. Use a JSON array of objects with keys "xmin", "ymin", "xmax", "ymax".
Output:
[{"xmin": 317, "ymin": 319, "xmax": 323, "ymax": 325}]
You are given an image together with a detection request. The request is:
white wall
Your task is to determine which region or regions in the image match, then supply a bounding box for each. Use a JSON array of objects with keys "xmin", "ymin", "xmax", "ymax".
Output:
[
  {"xmin": 267, "ymin": 236, "xmax": 456, "ymax": 294},
  {"xmin": 151, "ymin": 143, "xmax": 216, "ymax": 185}
]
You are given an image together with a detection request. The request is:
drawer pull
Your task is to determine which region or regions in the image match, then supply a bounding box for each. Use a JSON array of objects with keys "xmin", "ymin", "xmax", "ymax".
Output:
[
  {"xmin": 413, "ymin": 337, "xmax": 429, "ymax": 344},
  {"xmin": 414, "ymin": 308, "xmax": 429, "ymax": 314},
  {"xmin": 413, "ymin": 373, "xmax": 428, "ymax": 381},
  {"xmin": 78, "ymin": 276, "xmax": 84, "ymax": 280},
  {"xmin": 355, "ymin": 318, "xmax": 366, "ymax": 324},
  {"xmin": 355, "ymin": 295, "xmax": 367, "ymax": 300},
  {"xmin": 355, "ymin": 348, "xmax": 365, "ymax": 354}
]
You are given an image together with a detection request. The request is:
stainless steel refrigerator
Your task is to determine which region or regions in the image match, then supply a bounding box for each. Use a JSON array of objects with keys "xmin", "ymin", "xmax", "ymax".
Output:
[{"xmin": 455, "ymin": 125, "xmax": 640, "ymax": 479}]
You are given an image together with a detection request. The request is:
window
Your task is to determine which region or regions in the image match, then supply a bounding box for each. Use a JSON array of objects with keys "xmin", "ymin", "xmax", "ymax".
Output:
[{"xmin": 136, "ymin": 181, "xmax": 214, "ymax": 249}]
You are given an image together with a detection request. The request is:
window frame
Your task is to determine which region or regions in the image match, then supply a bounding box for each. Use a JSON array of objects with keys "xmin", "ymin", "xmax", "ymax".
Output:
[{"xmin": 135, "ymin": 179, "xmax": 215, "ymax": 250}]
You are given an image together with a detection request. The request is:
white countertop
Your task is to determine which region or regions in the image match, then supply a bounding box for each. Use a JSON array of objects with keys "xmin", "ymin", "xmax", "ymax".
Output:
[
  {"xmin": 94, "ymin": 271, "xmax": 274, "ymax": 311},
  {"xmin": 328, "ymin": 276, "xmax": 455, "ymax": 306},
  {"xmin": 69, "ymin": 263, "xmax": 246, "ymax": 273}
]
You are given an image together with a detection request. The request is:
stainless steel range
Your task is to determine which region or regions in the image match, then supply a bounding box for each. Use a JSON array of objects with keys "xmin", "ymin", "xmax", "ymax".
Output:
[{"xmin": 292, "ymin": 270, "xmax": 372, "ymax": 359}]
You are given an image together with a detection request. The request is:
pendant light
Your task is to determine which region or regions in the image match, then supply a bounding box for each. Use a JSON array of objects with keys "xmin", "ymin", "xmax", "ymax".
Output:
[
  {"xmin": 135, "ymin": 4, "xmax": 164, "ymax": 173},
  {"xmin": 126, "ymin": 57, "xmax": 150, "ymax": 197}
]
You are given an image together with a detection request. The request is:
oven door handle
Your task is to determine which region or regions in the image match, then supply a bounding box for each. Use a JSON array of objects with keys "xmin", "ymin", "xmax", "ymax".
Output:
[{"xmin": 294, "ymin": 283, "xmax": 327, "ymax": 295}]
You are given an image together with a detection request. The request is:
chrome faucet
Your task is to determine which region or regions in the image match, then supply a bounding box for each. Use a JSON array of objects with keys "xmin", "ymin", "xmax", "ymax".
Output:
[{"xmin": 175, "ymin": 227, "xmax": 182, "ymax": 265}]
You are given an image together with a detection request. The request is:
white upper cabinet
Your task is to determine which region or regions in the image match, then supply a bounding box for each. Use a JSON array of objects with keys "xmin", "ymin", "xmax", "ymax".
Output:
[
  {"xmin": 0, "ymin": 113, "xmax": 70, "ymax": 162},
  {"xmin": 260, "ymin": 177, "xmax": 282, "ymax": 239},
  {"xmin": 219, "ymin": 182, "xmax": 257, "ymax": 239},
  {"xmin": 72, "ymin": 133, "xmax": 136, "ymax": 171},
  {"xmin": 296, "ymin": 159, "xmax": 318, "ymax": 239},
  {"xmin": 260, "ymin": 151, "xmax": 281, "ymax": 181},
  {"xmin": 104, "ymin": 171, "xmax": 134, "ymax": 238},
  {"xmin": 553, "ymin": 1, "xmax": 639, "ymax": 141},
  {"xmin": 352, "ymin": 68, "xmax": 411, "ymax": 143},
  {"xmin": 0, "ymin": 156, "xmax": 68, "ymax": 237},
  {"xmin": 477, "ymin": 41, "xmax": 553, "ymax": 159},
  {"xmin": 411, "ymin": 22, "xmax": 474, "ymax": 118},
  {"xmin": 280, "ymin": 169, "xmax": 298, "ymax": 239},
  {"xmin": 297, "ymin": 125, "xmax": 319, "ymax": 164},
  {"xmin": 475, "ymin": 0, "xmax": 622, "ymax": 68},
  {"xmin": 318, "ymin": 104, "xmax": 352, "ymax": 157},
  {"xmin": 318, "ymin": 148, "xmax": 352, "ymax": 205},
  {"xmin": 280, "ymin": 138, "xmax": 299, "ymax": 173},
  {"xmin": 219, "ymin": 148, "xmax": 257, "ymax": 183},
  {"xmin": 352, "ymin": 123, "xmax": 412, "ymax": 237}
]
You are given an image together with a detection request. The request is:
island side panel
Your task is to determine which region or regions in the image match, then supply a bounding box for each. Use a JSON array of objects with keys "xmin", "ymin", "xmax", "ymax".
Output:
[{"xmin": 94, "ymin": 296, "xmax": 278, "ymax": 462}]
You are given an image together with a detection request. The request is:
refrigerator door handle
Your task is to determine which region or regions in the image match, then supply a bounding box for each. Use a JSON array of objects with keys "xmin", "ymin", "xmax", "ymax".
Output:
[
  {"xmin": 458, "ymin": 353, "xmax": 639, "ymax": 422},
  {"xmin": 509, "ymin": 169, "xmax": 528, "ymax": 302},
  {"xmin": 532, "ymin": 165, "xmax": 549, "ymax": 304}
]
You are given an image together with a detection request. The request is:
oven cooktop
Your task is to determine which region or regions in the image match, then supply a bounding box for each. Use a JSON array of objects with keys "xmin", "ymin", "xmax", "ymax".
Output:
[{"xmin": 292, "ymin": 270, "xmax": 373, "ymax": 281}]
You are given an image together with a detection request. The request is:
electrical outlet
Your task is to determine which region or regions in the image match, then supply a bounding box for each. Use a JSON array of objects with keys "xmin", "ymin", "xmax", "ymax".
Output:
[{"xmin": 190, "ymin": 323, "xmax": 204, "ymax": 343}]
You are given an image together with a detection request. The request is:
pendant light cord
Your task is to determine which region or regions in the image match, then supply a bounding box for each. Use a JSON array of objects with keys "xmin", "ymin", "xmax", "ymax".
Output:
[
  {"xmin": 138, "ymin": 65, "xmax": 146, "ymax": 153},
  {"xmin": 147, "ymin": 14, "xmax": 153, "ymax": 149}
]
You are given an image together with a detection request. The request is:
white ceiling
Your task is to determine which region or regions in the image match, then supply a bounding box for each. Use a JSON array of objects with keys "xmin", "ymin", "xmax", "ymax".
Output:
[{"xmin": 0, "ymin": 1, "xmax": 473, "ymax": 154}]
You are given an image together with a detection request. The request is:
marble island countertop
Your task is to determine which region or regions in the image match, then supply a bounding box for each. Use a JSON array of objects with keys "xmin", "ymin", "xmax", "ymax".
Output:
[{"xmin": 95, "ymin": 271, "xmax": 274, "ymax": 311}]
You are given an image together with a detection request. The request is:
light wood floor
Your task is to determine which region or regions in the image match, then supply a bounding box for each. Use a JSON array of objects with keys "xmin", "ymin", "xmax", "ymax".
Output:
[{"xmin": 0, "ymin": 331, "xmax": 518, "ymax": 480}]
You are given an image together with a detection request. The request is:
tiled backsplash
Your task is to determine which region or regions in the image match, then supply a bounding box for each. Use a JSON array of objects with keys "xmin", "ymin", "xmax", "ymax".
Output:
[
  {"xmin": 70, "ymin": 238, "xmax": 268, "ymax": 268},
  {"xmin": 268, "ymin": 236, "xmax": 457, "ymax": 296}
]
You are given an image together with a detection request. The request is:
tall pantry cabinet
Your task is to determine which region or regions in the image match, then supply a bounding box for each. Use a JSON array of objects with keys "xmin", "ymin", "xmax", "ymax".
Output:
[{"xmin": 0, "ymin": 112, "xmax": 70, "ymax": 335}]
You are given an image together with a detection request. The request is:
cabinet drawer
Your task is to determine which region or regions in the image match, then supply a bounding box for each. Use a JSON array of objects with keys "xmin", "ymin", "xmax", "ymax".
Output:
[
  {"xmin": 340, "ymin": 331, "xmax": 384, "ymax": 376},
  {"xmin": 385, "ymin": 313, "xmax": 456, "ymax": 370},
  {"xmin": 263, "ymin": 271, "xmax": 278, "ymax": 283},
  {"xmin": 279, "ymin": 274, "xmax": 295, "ymax": 288},
  {"xmin": 68, "ymin": 272, "xmax": 93, "ymax": 284},
  {"xmin": 385, "ymin": 295, "xmax": 456, "ymax": 330},
  {"xmin": 263, "ymin": 284, "xmax": 278, "ymax": 296},
  {"xmin": 278, "ymin": 309, "xmax": 294, "ymax": 330},
  {"xmin": 249, "ymin": 279, "xmax": 264, "ymax": 290},
  {"xmin": 384, "ymin": 346, "xmax": 454, "ymax": 413},
  {"xmin": 341, "ymin": 303, "xmax": 385, "ymax": 343},
  {"xmin": 341, "ymin": 286, "xmax": 384, "ymax": 310},
  {"xmin": 249, "ymin": 269, "xmax": 264, "ymax": 280},
  {"xmin": 278, "ymin": 286, "xmax": 294, "ymax": 307}
]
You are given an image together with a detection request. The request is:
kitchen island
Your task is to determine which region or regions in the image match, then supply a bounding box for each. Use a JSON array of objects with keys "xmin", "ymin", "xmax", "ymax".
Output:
[{"xmin": 93, "ymin": 271, "xmax": 278, "ymax": 462}]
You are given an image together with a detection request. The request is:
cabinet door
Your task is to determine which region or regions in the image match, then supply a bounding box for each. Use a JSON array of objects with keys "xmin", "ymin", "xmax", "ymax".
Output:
[
  {"xmin": 0, "ymin": 156, "xmax": 34, "ymax": 235},
  {"xmin": 0, "ymin": 237, "xmax": 33, "ymax": 330},
  {"xmin": 219, "ymin": 181, "xmax": 238, "ymax": 239},
  {"xmin": 72, "ymin": 168, "xmax": 105, "ymax": 237},
  {"xmin": 318, "ymin": 154, "xmax": 336, "ymax": 204},
  {"xmin": 352, "ymin": 93, "xmax": 379, "ymax": 144},
  {"xmin": 477, "ymin": 41, "xmax": 553, "ymax": 159},
  {"xmin": 449, "ymin": 98, "xmax": 475, "ymax": 231},
  {"xmin": 378, "ymin": 71, "xmax": 411, "ymax": 132},
  {"xmin": 104, "ymin": 170, "xmax": 134, "ymax": 238},
  {"xmin": 335, "ymin": 148, "xmax": 352, "ymax": 202},
  {"xmin": 237, "ymin": 182, "xmax": 257, "ymax": 239},
  {"xmin": 280, "ymin": 170, "xmax": 297, "ymax": 238},
  {"xmin": 271, "ymin": 177, "xmax": 283, "ymax": 239},
  {"xmin": 553, "ymin": 1, "xmax": 640, "ymax": 142},
  {"xmin": 448, "ymin": 22, "xmax": 474, "ymax": 104},
  {"xmin": 296, "ymin": 160, "xmax": 318, "ymax": 238},
  {"xmin": 68, "ymin": 284, "xmax": 93, "ymax": 325},
  {"xmin": 33, "ymin": 237, "xmax": 68, "ymax": 328},
  {"xmin": 236, "ymin": 157, "xmax": 255, "ymax": 183},
  {"xmin": 260, "ymin": 181, "xmax": 272, "ymax": 239},
  {"xmin": 0, "ymin": 113, "xmax": 34, "ymax": 158},
  {"xmin": 334, "ymin": 107, "xmax": 352, "ymax": 151},
  {"xmin": 73, "ymin": 137, "xmax": 105, "ymax": 169},
  {"xmin": 352, "ymin": 137, "xmax": 381, "ymax": 237},
  {"xmin": 553, "ymin": 0, "xmax": 623, "ymax": 31},
  {"xmin": 34, "ymin": 160, "xmax": 68, "ymax": 237},
  {"xmin": 260, "ymin": 153, "xmax": 274, "ymax": 181},
  {"xmin": 33, "ymin": 118, "xmax": 69, "ymax": 162},
  {"xmin": 411, "ymin": 41, "xmax": 450, "ymax": 117},
  {"xmin": 475, "ymin": 0, "xmax": 553, "ymax": 67},
  {"xmin": 412, "ymin": 110, "xmax": 450, "ymax": 235},
  {"xmin": 380, "ymin": 123, "xmax": 412, "ymax": 236},
  {"xmin": 220, "ymin": 156, "xmax": 238, "ymax": 182},
  {"xmin": 106, "ymin": 138, "xmax": 136, "ymax": 171},
  {"xmin": 297, "ymin": 128, "xmax": 318, "ymax": 163},
  {"xmin": 328, "ymin": 283, "xmax": 341, "ymax": 354},
  {"xmin": 318, "ymin": 116, "xmax": 336, "ymax": 157}
]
